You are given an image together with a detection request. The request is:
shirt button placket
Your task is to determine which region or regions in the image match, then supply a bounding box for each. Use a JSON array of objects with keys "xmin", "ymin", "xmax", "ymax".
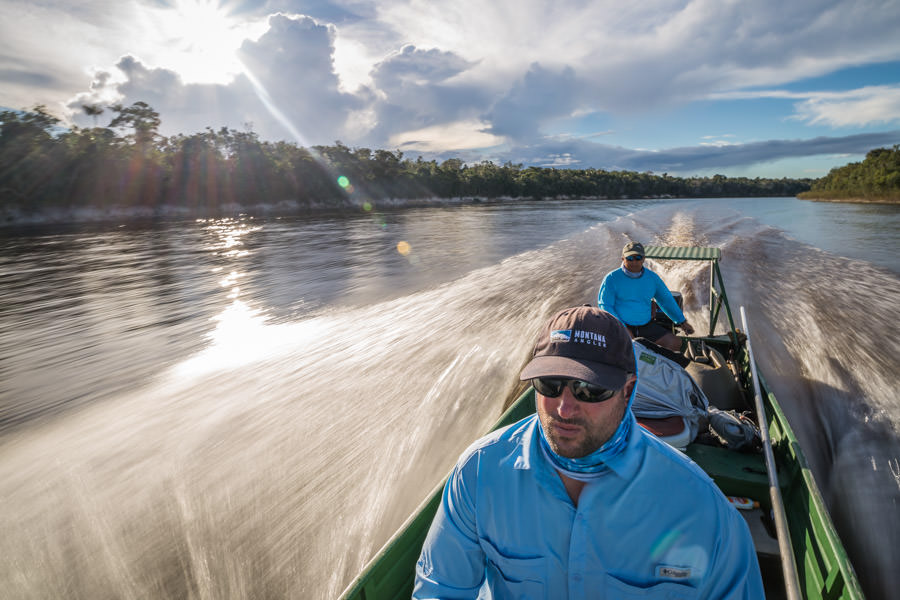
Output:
[{"xmin": 569, "ymin": 511, "xmax": 588, "ymax": 598}]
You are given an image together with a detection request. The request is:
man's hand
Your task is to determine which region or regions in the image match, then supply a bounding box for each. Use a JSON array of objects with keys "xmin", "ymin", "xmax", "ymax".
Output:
[{"xmin": 680, "ymin": 320, "xmax": 695, "ymax": 335}]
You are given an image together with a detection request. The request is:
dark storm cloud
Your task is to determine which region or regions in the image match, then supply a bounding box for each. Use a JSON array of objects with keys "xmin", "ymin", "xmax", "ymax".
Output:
[
  {"xmin": 363, "ymin": 45, "xmax": 489, "ymax": 144},
  {"xmin": 239, "ymin": 14, "xmax": 336, "ymax": 89},
  {"xmin": 372, "ymin": 45, "xmax": 472, "ymax": 88},
  {"xmin": 68, "ymin": 56, "xmax": 239, "ymax": 134},
  {"xmin": 483, "ymin": 63, "xmax": 581, "ymax": 140},
  {"xmin": 418, "ymin": 130, "xmax": 900, "ymax": 174},
  {"xmin": 234, "ymin": 13, "xmax": 365, "ymax": 142},
  {"xmin": 0, "ymin": 68, "xmax": 60, "ymax": 89},
  {"xmin": 605, "ymin": 131, "xmax": 900, "ymax": 172}
]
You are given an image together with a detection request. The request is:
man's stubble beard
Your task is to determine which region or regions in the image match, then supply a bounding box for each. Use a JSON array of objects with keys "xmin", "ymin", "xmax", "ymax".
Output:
[{"xmin": 538, "ymin": 398, "xmax": 627, "ymax": 459}]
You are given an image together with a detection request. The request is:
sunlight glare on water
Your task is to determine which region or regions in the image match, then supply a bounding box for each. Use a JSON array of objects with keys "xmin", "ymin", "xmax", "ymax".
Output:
[{"xmin": 175, "ymin": 300, "xmax": 276, "ymax": 376}]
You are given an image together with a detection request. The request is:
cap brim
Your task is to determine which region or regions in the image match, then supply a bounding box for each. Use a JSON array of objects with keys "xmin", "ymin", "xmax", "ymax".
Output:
[
  {"xmin": 623, "ymin": 250, "xmax": 642, "ymax": 257},
  {"xmin": 520, "ymin": 355, "xmax": 628, "ymax": 390}
]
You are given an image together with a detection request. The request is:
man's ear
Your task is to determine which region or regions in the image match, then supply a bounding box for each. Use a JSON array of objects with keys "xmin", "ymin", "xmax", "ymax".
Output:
[{"xmin": 623, "ymin": 374, "xmax": 637, "ymax": 396}]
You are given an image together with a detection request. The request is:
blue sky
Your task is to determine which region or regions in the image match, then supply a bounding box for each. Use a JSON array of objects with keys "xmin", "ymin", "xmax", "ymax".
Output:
[{"xmin": 2, "ymin": 0, "xmax": 899, "ymax": 178}]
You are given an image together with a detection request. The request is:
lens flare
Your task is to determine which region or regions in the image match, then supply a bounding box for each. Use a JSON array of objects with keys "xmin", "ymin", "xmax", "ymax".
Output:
[
  {"xmin": 337, "ymin": 176, "xmax": 350, "ymax": 188},
  {"xmin": 396, "ymin": 241, "xmax": 411, "ymax": 256}
]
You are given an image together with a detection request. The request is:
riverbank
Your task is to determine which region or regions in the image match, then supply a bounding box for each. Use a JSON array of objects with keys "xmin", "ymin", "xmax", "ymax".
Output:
[
  {"xmin": 0, "ymin": 194, "xmax": 707, "ymax": 228},
  {"xmin": 3, "ymin": 193, "xmax": 831, "ymax": 229},
  {"xmin": 797, "ymin": 186, "xmax": 900, "ymax": 204},
  {"xmin": 797, "ymin": 195, "xmax": 900, "ymax": 205},
  {"xmin": 0, "ymin": 196, "xmax": 510, "ymax": 228}
]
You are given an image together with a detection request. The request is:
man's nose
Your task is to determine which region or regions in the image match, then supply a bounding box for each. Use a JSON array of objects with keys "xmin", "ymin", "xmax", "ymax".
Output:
[{"xmin": 556, "ymin": 386, "xmax": 581, "ymax": 419}]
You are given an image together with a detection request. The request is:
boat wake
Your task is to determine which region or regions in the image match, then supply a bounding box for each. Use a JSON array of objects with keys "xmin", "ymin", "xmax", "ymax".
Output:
[{"xmin": 649, "ymin": 204, "xmax": 900, "ymax": 600}]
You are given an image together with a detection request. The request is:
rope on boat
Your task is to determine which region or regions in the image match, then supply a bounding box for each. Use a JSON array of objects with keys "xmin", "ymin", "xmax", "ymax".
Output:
[{"xmin": 740, "ymin": 306, "xmax": 802, "ymax": 600}]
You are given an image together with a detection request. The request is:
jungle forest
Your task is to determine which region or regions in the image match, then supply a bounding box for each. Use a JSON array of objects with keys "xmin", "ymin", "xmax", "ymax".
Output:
[
  {"xmin": 798, "ymin": 145, "xmax": 900, "ymax": 203},
  {"xmin": 4, "ymin": 101, "xmax": 875, "ymax": 220}
]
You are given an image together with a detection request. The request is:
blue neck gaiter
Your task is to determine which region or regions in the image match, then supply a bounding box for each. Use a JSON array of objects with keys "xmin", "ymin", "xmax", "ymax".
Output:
[
  {"xmin": 537, "ymin": 348, "xmax": 639, "ymax": 481},
  {"xmin": 622, "ymin": 265, "xmax": 643, "ymax": 279},
  {"xmin": 538, "ymin": 410, "xmax": 634, "ymax": 481}
]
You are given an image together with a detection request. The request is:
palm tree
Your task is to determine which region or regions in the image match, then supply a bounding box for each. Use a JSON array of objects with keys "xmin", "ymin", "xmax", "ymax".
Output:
[{"xmin": 82, "ymin": 103, "xmax": 104, "ymax": 127}]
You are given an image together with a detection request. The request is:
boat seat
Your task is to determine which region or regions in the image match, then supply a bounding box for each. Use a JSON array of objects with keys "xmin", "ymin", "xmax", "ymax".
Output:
[
  {"xmin": 685, "ymin": 341, "xmax": 747, "ymax": 411},
  {"xmin": 637, "ymin": 415, "xmax": 693, "ymax": 451},
  {"xmin": 684, "ymin": 443, "xmax": 770, "ymax": 501}
]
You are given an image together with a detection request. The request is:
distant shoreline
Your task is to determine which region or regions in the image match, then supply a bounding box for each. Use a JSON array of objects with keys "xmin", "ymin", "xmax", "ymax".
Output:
[
  {"xmin": 0, "ymin": 195, "xmax": 788, "ymax": 229},
  {"xmin": 0, "ymin": 196, "xmax": 532, "ymax": 228},
  {"xmin": 798, "ymin": 196, "xmax": 900, "ymax": 205}
]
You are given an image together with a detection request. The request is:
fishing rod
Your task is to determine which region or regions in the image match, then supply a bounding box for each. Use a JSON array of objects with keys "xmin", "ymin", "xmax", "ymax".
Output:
[{"xmin": 740, "ymin": 306, "xmax": 802, "ymax": 600}]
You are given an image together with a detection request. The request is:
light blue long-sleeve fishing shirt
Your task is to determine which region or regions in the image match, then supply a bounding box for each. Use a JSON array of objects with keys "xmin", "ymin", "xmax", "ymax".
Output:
[
  {"xmin": 598, "ymin": 267, "xmax": 686, "ymax": 327},
  {"xmin": 414, "ymin": 414, "xmax": 763, "ymax": 599}
]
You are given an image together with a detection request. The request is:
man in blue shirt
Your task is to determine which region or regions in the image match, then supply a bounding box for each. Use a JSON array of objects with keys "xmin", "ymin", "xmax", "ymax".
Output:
[
  {"xmin": 598, "ymin": 241, "xmax": 694, "ymax": 352},
  {"xmin": 414, "ymin": 306, "xmax": 763, "ymax": 599}
]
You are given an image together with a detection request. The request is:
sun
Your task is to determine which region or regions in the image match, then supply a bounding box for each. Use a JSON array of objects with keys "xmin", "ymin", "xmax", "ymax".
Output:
[{"xmin": 139, "ymin": 0, "xmax": 262, "ymax": 84}]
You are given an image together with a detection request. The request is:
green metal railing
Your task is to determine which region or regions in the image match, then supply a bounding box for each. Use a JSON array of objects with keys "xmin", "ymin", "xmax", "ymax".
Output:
[{"xmin": 643, "ymin": 245, "xmax": 738, "ymax": 347}]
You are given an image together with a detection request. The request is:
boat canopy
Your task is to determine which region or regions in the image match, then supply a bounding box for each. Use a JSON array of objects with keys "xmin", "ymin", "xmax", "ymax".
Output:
[{"xmin": 644, "ymin": 245, "xmax": 721, "ymax": 261}]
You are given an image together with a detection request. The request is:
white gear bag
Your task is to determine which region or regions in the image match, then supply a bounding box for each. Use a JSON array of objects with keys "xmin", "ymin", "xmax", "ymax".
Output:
[{"xmin": 632, "ymin": 340, "xmax": 709, "ymax": 448}]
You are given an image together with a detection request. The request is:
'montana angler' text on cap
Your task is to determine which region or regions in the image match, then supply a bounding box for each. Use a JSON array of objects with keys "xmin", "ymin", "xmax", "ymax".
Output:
[{"xmin": 520, "ymin": 306, "xmax": 635, "ymax": 390}]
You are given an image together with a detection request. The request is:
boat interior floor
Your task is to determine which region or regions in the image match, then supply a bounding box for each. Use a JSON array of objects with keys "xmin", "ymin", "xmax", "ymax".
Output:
[{"xmin": 685, "ymin": 441, "xmax": 785, "ymax": 596}]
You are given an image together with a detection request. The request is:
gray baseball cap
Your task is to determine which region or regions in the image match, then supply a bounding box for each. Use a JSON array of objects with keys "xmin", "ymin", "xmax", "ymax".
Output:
[{"xmin": 622, "ymin": 241, "xmax": 645, "ymax": 257}]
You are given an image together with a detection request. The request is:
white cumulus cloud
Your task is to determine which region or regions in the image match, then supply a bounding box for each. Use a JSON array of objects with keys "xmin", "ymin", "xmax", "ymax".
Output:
[{"xmin": 792, "ymin": 85, "xmax": 900, "ymax": 128}]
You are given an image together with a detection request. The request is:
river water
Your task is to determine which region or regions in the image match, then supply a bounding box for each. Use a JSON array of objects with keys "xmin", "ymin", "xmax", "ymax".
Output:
[{"xmin": 1, "ymin": 197, "xmax": 898, "ymax": 599}]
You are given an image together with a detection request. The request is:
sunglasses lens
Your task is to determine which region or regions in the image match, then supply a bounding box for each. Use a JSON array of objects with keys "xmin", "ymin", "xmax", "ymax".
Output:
[
  {"xmin": 571, "ymin": 381, "xmax": 617, "ymax": 403},
  {"xmin": 626, "ymin": 255, "xmax": 643, "ymax": 261},
  {"xmin": 533, "ymin": 377, "xmax": 565, "ymax": 397},
  {"xmin": 533, "ymin": 378, "xmax": 617, "ymax": 403}
]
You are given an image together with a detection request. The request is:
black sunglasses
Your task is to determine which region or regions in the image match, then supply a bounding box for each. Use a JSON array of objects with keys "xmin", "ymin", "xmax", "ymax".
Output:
[
  {"xmin": 625, "ymin": 255, "xmax": 644, "ymax": 261},
  {"xmin": 532, "ymin": 377, "xmax": 618, "ymax": 403}
]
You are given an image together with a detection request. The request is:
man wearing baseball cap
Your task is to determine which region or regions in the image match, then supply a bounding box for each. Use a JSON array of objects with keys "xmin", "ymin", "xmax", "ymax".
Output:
[
  {"xmin": 598, "ymin": 241, "xmax": 694, "ymax": 352},
  {"xmin": 415, "ymin": 306, "xmax": 762, "ymax": 599}
]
